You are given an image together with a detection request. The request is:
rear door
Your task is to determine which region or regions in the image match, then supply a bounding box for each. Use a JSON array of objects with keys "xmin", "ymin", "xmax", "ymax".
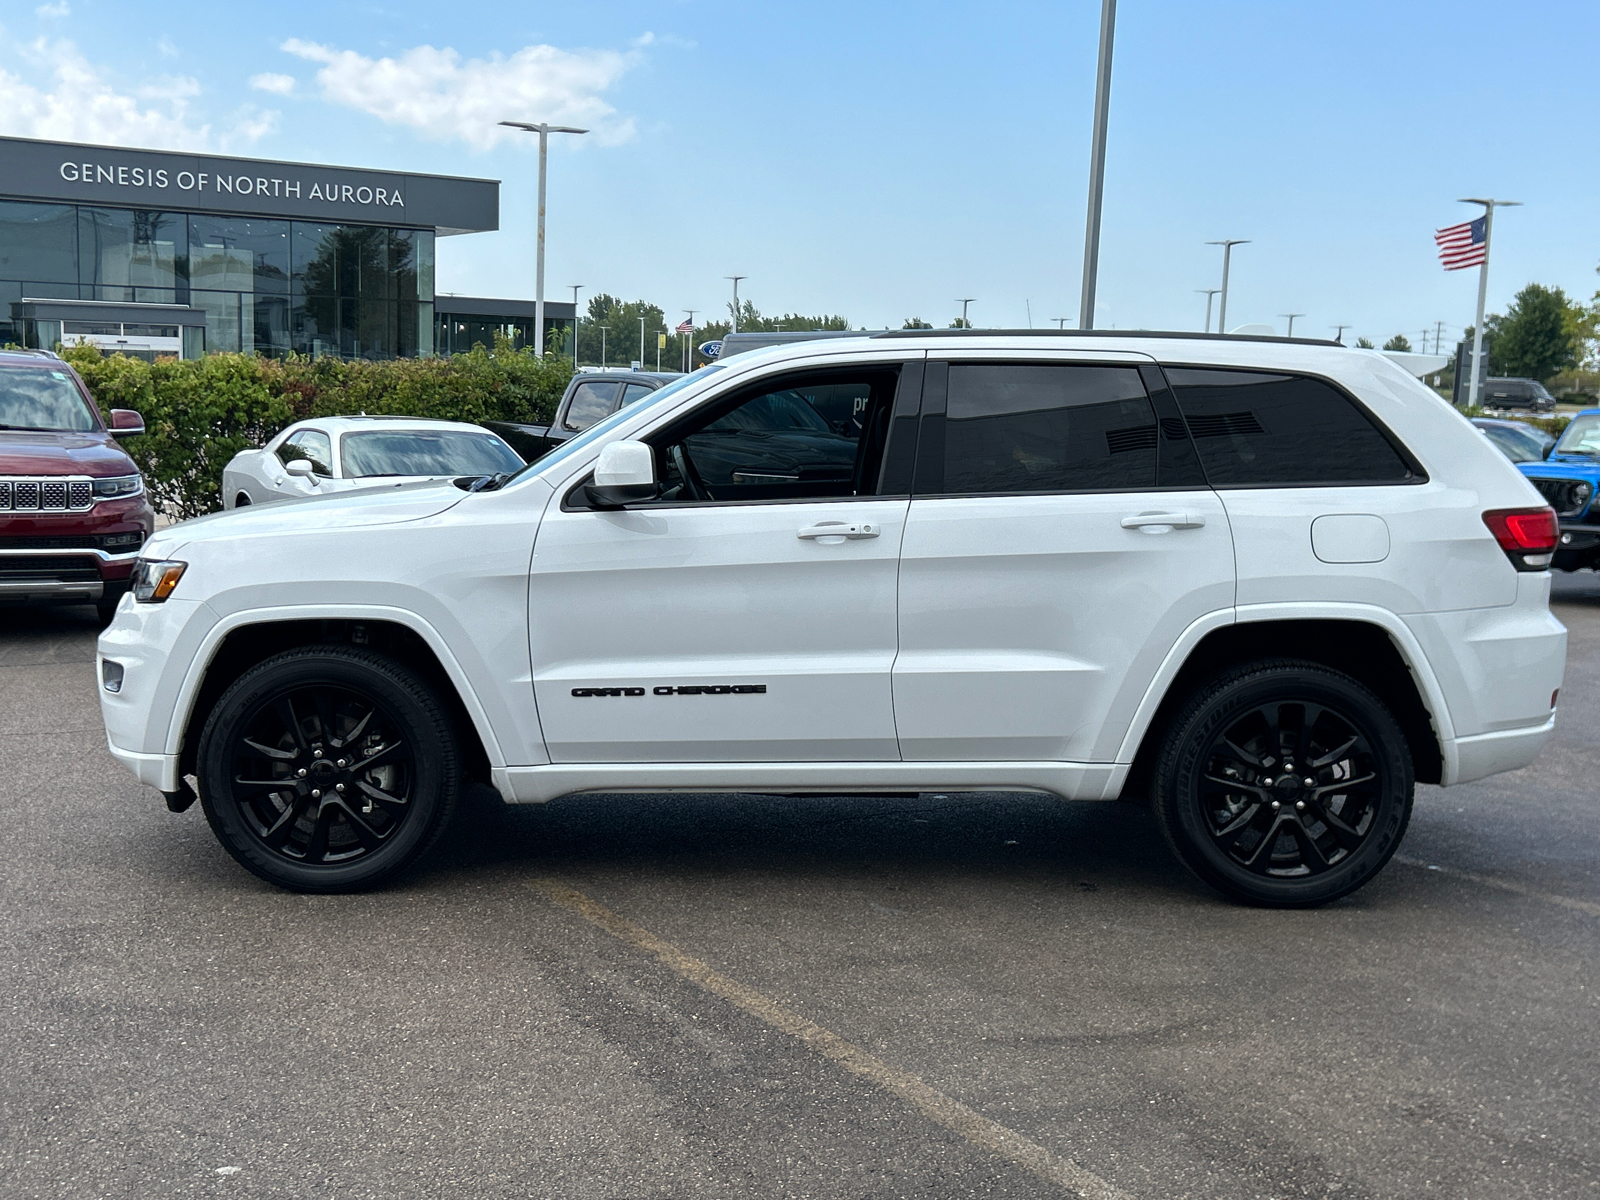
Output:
[{"xmin": 892, "ymin": 354, "xmax": 1234, "ymax": 762}]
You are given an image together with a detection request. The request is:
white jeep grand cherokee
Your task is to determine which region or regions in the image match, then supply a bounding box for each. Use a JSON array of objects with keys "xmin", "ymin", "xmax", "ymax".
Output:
[{"xmin": 98, "ymin": 332, "xmax": 1567, "ymax": 906}]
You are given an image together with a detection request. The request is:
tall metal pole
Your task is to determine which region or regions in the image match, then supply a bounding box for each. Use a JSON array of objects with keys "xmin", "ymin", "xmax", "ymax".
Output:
[
  {"xmin": 598, "ymin": 326, "xmax": 607, "ymax": 370},
  {"xmin": 569, "ymin": 284, "xmax": 582, "ymax": 368},
  {"xmin": 1207, "ymin": 239, "xmax": 1250, "ymax": 335},
  {"xmin": 683, "ymin": 309, "xmax": 697, "ymax": 372},
  {"xmin": 726, "ymin": 276, "xmax": 746, "ymax": 332},
  {"xmin": 638, "ymin": 315, "xmax": 645, "ymax": 368},
  {"xmin": 498, "ymin": 121, "xmax": 587, "ymax": 357},
  {"xmin": 1331, "ymin": 324, "xmax": 1351, "ymax": 344},
  {"xmin": 1280, "ymin": 313, "xmax": 1304, "ymax": 337},
  {"xmin": 1458, "ymin": 198, "xmax": 1519, "ymax": 408},
  {"xmin": 1195, "ymin": 289, "xmax": 1220, "ymax": 333},
  {"xmin": 957, "ymin": 298, "xmax": 975, "ymax": 327},
  {"xmin": 1078, "ymin": 0, "xmax": 1117, "ymax": 331}
]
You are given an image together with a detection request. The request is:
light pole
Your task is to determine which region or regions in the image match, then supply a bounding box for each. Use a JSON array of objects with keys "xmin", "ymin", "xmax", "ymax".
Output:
[
  {"xmin": 1206, "ymin": 239, "xmax": 1250, "ymax": 335},
  {"xmin": 1331, "ymin": 324, "xmax": 1351, "ymax": 345},
  {"xmin": 956, "ymin": 298, "xmax": 975, "ymax": 328},
  {"xmin": 1279, "ymin": 313, "xmax": 1304, "ymax": 337},
  {"xmin": 725, "ymin": 276, "xmax": 746, "ymax": 332},
  {"xmin": 597, "ymin": 325, "xmax": 607, "ymax": 369},
  {"xmin": 683, "ymin": 309, "xmax": 697, "ymax": 372},
  {"xmin": 637, "ymin": 315, "xmax": 645, "ymax": 368},
  {"xmin": 1458, "ymin": 198, "xmax": 1520, "ymax": 408},
  {"xmin": 499, "ymin": 120, "xmax": 587, "ymax": 357},
  {"xmin": 1052, "ymin": 317, "xmax": 1073, "ymax": 329},
  {"xmin": 1078, "ymin": 0, "xmax": 1117, "ymax": 331},
  {"xmin": 1195, "ymin": 289, "xmax": 1221, "ymax": 333},
  {"xmin": 568, "ymin": 284, "xmax": 582, "ymax": 368}
]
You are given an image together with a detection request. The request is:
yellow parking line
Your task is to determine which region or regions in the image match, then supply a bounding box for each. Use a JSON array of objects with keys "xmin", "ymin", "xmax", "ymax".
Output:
[
  {"xmin": 531, "ymin": 878, "xmax": 1128, "ymax": 1200},
  {"xmin": 1394, "ymin": 854, "xmax": 1600, "ymax": 916}
]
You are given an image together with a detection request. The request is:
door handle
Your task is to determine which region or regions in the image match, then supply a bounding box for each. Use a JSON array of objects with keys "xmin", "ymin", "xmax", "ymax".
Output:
[
  {"xmin": 1121, "ymin": 512, "xmax": 1206, "ymax": 531},
  {"xmin": 798, "ymin": 521, "xmax": 880, "ymax": 540}
]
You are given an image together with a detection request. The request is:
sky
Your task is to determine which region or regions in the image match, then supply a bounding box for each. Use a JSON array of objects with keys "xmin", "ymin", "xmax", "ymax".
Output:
[{"xmin": 2, "ymin": 0, "xmax": 1596, "ymax": 347}]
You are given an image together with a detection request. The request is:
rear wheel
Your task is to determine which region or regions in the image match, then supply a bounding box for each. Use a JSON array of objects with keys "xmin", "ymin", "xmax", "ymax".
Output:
[
  {"xmin": 1151, "ymin": 660, "xmax": 1413, "ymax": 907},
  {"xmin": 197, "ymin": 646, "xmax": 460, "ymax": 892}
]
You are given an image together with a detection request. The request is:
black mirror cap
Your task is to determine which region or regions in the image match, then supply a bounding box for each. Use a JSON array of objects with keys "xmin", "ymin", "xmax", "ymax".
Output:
[{"xmin": 585, "ymin": 481, "xmax": 660, "ymax": 509}]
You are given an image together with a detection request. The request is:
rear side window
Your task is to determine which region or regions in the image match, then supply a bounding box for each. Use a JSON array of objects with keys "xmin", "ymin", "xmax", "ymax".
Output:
[
  {"xmin": 932, "ymin": 363, "xmax": 1157, "ymax": 494},
  {"xmin": 619, "ymin": 382, "xmax": 654, "ymax": 408},
  {"xmin": 1164, "ymin": 368, "xmax": 1415, "ymax": 486},
  {"xmin": 563, "ymin": 380, "xmax": 622, "ymax": 431}
]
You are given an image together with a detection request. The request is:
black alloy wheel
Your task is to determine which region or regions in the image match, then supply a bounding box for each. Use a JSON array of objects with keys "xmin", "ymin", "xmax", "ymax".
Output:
[
  {"xmin": 1152, "ymin": 659, "xmax": 1413, "ymax": 907},
  {"xmin": 197, "ymin": 647, "xmax": 459, "ymax": 892}
]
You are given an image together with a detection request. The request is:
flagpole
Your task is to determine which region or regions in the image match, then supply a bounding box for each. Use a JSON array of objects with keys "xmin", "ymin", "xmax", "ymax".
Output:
[{"xmin": 1458, "ymin": 197, "xmax": 1520, "ymax": 409}]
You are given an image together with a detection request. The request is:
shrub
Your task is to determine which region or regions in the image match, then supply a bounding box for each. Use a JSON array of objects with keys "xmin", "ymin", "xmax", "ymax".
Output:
[{"xmin": 62, "ymin": 336, "xmax": 573, "ymax": 518}]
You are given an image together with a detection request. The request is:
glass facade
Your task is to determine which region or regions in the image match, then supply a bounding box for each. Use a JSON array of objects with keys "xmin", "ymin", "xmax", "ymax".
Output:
[
  {"xmin": 0, "ymin": 198, "xmax": 433, "ymax": 358},
  {"xmin": 433, "ymin": 311, "xmax": 571, "ymax": 356}
]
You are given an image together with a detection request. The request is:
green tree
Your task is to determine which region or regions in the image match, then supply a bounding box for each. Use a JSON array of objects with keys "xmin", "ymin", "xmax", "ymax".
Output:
[
  {"xmin": 1355, "ymin": 336, "xmax": 1375, "ymax": 348},
  {"xmin": 1490, "ymin": 283, "xmax": 1578, "ymax": 381},
  {"xmin": 575, "ymin": 294, "xmax": 668, "ymax": 370},
  {"xmin": 1383, "ymin": 334, "xmax": 1413, "ymax": 352},
  {"xmin": 902, "ymin": 317, "xmax": 932, "ymax": 329},
  {"xmin": 949, "ymin": 317, "xmax": 973, "ymax": 329}
]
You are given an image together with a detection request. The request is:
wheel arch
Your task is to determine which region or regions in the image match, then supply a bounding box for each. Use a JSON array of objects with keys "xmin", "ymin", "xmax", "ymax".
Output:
[
  {"xmin": 1119, "ymin": 609, "xmax": 1451, "ymax": 798},
  {"xmin": 171, "ymin": 610, "xmax": 500, "ymax": 788}
]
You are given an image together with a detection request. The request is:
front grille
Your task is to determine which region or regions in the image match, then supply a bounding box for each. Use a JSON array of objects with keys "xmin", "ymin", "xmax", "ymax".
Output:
[
  {"xmin": 0, "ymin": 533, "xmax": 143, "ymax": 551},
  {"xmin": 1528, "ymin": 477, "xmax": 1594, "ymax": 519},
  {"xmin": 0, "ymin": 555, "xmax": 100, "ymax": 583},
  {"xmin": 0, "ymin": 476, "xmax": 96, "ymax": 513}
]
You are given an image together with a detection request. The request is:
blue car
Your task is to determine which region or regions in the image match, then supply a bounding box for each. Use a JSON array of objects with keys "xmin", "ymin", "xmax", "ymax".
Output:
[{"xmin": 1517, "ymin": 408, "xmax": 1600, "ymax": 571}]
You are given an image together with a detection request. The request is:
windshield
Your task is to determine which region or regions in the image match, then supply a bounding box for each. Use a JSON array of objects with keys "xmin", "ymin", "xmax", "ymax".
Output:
[
  {"xmin": 1554, "ymin": 414, "xmax": 1600, "ymax": 456},
  {"xmin": 340, "ymin": 430, "xmax": 524, "ymax": 478},
  {"xmin": 1478, "ymin": 422, "xmax": 1546, "ymax": 463},
  {"xmin": 511, "ymin": 366, "xmax": 726, "ymax": 482},
  {"xmin": 0, "ymin": 366, "xmax": 98, "ymax": 432}
]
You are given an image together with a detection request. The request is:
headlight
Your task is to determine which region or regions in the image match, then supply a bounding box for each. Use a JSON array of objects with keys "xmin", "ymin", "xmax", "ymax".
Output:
[
  {"xmin": 93, "ymin": 475, "xmax": 144, "ymax": 500},
  {"xmin": 1575, "ymin": 481, "xmax": 1594, "ymax": 504},
  {"xmin": 131, "ymin": 558, "xmax": 187, "ymax": 603}
]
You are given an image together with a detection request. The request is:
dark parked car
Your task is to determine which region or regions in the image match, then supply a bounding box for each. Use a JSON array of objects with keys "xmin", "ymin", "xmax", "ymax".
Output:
[
  {"xmin": 0, "ymin": 348, "xmax": 154, "ymax": 622},
  {"xmin": 485, "ymin": 370, "xmax": 682, "ymax": 462},
  {"xmin": 1480, "ymin": 377, "xmax": 1556, "ymax": 413},
  {"xmin": 1472, "ymin": 416, "xmax": 1555, "ymax": 463}
]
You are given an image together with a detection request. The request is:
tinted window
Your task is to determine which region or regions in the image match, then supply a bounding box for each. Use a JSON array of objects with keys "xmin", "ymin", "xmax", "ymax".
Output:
[
  {"xmin": 0, "ymin": 366, "xmax": 98, "ymax": 432},
  {"xmin": 650, "ymin": 371, "xmax": 898, "ymax": 504},
  {"xmin": 934, "ymin": 364, "xmax": 1156, "ymax": 494},
  {"xmin": 340, "ymin": 430, "xmax": 523, "ymax": 478},
  {"xmin": 277, "ymin": 428, "xmax": 332, "ymax": 476},
  {"xmin": 620, "ymin": 382, "xmax": 655, "ymax": 408},
  {"xmin": 1165, "ymin": 368, "xmax": 1413, "ymax": 486},
  {"xmin": 564, "ymin": 380, "xmax": 622, "ymax": 431}
]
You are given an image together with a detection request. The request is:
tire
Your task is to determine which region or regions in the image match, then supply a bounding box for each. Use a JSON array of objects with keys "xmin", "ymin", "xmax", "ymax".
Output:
[
  {"xmin": 1150, "ymin": 659, "xmax": 1413, "ymax": 908},
  {"xmin": 196, "ymin": 646, "xmax": 461, "ymax": 892}
]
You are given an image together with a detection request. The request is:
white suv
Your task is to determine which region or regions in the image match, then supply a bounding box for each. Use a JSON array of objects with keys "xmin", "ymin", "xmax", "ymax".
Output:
[{"xmin": 98, "ymin": 333, "xmax": 1567, "ymax": 906}]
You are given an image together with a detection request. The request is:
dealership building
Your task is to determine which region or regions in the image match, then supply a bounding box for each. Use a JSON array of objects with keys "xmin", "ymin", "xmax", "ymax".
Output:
[{"xmin": 0, "ymin": 136, "xmax": 572, "ymax": 360}]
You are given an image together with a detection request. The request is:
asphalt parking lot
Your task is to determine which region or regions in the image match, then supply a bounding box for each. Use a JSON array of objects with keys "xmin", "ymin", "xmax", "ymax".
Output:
[{"xmin": 3, "ymin": 578, "xmax": 1598, "ymax": 1200}]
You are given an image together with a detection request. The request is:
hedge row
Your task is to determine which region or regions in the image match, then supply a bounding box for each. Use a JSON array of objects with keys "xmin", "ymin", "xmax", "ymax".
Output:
[{"xmin": 62, "ymin": 337, "xmax": 573, "ymax": 520}]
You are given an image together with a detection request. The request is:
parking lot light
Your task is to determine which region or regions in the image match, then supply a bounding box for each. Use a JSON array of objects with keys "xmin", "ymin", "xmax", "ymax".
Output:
[{"xmin": 498, "ymin": 121, "xmax": 588, "ymax": 357}]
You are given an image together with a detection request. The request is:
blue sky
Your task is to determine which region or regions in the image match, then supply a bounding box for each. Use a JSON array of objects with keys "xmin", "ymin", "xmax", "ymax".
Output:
[{"xmin": 2, "ymin": 0, "xmax": 1596, "ymax": 346}]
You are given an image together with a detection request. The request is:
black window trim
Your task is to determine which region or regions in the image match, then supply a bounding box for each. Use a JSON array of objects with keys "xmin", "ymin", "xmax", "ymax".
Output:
[
  {"xmin": 279, "ymin": 425, "xmax": 334, "ymax": 477},
  {"xmin": 560, "ymin": 361, "xmax": 917, "ymax": 513},
  {"xmin": 1156, "ymin": 361, "xmax": 1430, "ymax": 489},
  {"xmin": 911, "ymin": 357, "xmax": 1206, "ymax": 500}
]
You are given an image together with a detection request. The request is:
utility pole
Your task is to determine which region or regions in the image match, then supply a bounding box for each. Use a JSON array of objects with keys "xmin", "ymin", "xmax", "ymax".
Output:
[
  {"xmin": 1331, "ymin": 324, "xmax": 1351, "ymax": 344},
  {"xmin": 1458, "ymin": 198, "xmax": 1520, "ymax": 408},
  {"xmin": 498, "ymin": 121, "xmax": 587, "ymax": 357},
  {"xmin": 637, "ymin": 315, "xmax": 645, "ymax": 368},
  {"xmin": 1279, "ymin": 313, "xmax": 1304, "ymax": 337},
  {"xmin": 1195, "ymin": 289, "xmax": 1221, "ymax": 333},
  {"xmin": 1206, "ymin": 239, "xmax": 1250, "ymax": 335},
  {"xmin": 1435, "ymin": 319, "xmax": 1446, "ymax": 359},
  {"xmin": 956, "ymin": 298, "xmax": 975, "ymax": 327},
  {"xmin": 597, "ymin": 325, "xmax": 607, "ymax": 370},
  {"xmin": 725, "ymin": 276, "xmax": 746, "ymax": 333},
  {"xmin": 1078, "ymin": 0, "xmax": 1117, "ymax": 331},
  {"xmin": 683, "ymin": 309, "xmax": 697, "ymax": 372},
  {"xmin": 569, "ymin": 285, "xmax": 582, "ymax": 368}
]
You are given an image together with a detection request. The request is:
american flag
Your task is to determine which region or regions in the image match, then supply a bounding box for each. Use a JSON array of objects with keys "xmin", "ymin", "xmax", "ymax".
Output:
[
  {"xmin": 675, "ymin": 319, "xmax": 693, "ymax": 333},
  {"xmin": 1435, "ymin": 216, "xmax": 1487, "ymax": 271}
]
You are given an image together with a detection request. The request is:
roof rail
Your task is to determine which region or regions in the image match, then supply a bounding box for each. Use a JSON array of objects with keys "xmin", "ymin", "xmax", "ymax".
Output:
[{"xmin": 871, "ymin": 328, "xmax": 1343, "ymax": 348}]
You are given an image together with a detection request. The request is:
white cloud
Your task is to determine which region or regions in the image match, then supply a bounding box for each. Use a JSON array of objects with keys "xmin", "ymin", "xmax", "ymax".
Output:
[
  {"xmin": 0, "ymin": 36, "xmax": 274, "ymax": 151},
  {"xmin": 249, "ymin": 72, "xmax": 296, "ymax": 96},
  {"xmin": 280, "ymin": 37, "xmax": 640, "ymax": 149},
  {"xmin": 35, "ymin": 2, "xmax": 69, "ymax": 17}
]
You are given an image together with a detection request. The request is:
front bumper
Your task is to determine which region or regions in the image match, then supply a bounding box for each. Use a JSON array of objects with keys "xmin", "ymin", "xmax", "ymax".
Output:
[{"xmin": 0, "ymin": 546, "xmax": 140, "ymax": 603}]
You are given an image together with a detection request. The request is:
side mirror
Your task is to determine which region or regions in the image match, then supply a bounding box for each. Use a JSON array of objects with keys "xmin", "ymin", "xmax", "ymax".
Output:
[
  {"xmin": 585, "ymin": 440, "xmax": 659, "ymax": 508},
  {"xmin": 284, "ymin": 458, "xmax": 320, "ymax": 483},
  {"xmin": 108, "ymin": 409, "xmax": 145, "ymax": 438}
]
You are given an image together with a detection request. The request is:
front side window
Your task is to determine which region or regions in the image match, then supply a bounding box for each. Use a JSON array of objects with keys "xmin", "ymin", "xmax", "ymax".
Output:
[
  {"xmin": 0, "ymin": 366, "xmax": 98, "ymax": 432},
  {"xmin": 340, "ymin": 430, "xmax": 523, "ymax": 478},
  {"xmin": 646, "ymin": 369, "xmax": 900, "ymax": 504},
  {"xmin": 564, "ymin": 380, "xmax": 623, "ymax": 431},
  {"xmin": 1165, "ymin": 368, "xmax": 1414, "ymax": 486},
  {"xmin": 1555, "ymin": 414, "xmax": 1600, "ymax": 456},
  {"xmin": 277, "ymin": 428, "xmax": 333, "ymax": 476},
  {"xmin": 931, "ymin": 363, "xmax": 1157, "ymax": 494}
]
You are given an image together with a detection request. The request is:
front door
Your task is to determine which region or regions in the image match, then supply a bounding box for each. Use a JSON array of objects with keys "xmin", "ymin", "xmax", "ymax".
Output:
[
  {"xmin": 893, "ymin": 356, "xmax": 1235, "ymax": 762},
  {"xmin": 529, "ymin": 361, "xmax": 920, "ymax": 763}
]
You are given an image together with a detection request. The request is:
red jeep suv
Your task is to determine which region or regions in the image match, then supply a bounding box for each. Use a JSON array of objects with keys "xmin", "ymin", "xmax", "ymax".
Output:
[{"xmin": 1, "ymin": 349, "xmax": 154, "ymax": 623}]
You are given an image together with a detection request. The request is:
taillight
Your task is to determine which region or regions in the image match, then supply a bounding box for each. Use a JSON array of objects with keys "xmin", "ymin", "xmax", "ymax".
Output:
[{"xmin": 1482, "ymin": 507, "xmax": 1558, "ymax": 570}]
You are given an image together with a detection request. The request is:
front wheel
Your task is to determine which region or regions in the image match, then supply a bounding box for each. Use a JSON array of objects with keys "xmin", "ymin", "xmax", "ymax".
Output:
[
  {"xmin": 197, "ymin": 646, "xmax": 461, "ymax": 892},
  {"xmin": 1151, "ymin": 660, "xmax": 1413, "ymax": 907}
]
